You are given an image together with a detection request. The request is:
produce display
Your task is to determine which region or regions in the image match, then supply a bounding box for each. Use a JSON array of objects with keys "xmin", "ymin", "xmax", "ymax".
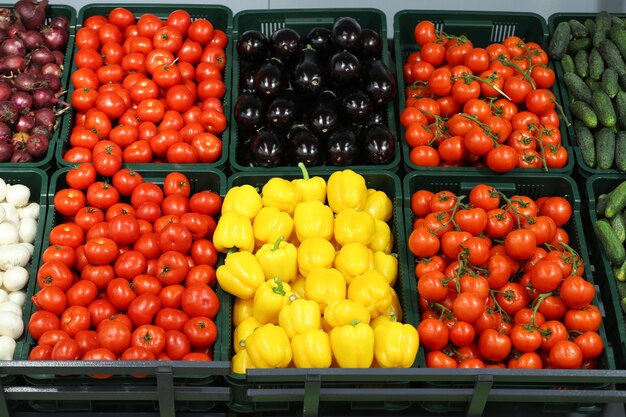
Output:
[
  {"xmin": 0, "ymin": 177, "xmax": 38, "ymax": 359},
  {"xmin": 0, "ymin": 0, "xmax": 70, "ymax": 163},
  {"xmin": 64, "ymin": 8, "xmax": 228, "ymax": 169},
  {"xmin": 594, "ymin": 180, "xmax": 626, "ymax": 289},
  {"xmin": 409, "ymin": 183, "xmax": 603, "ymax": 368},
  {"xmin": 549, "ymin": 12, "xmax": 626, "ymax": 170},
  {"xmin": 234, "ymin": 18, "xmax": 397, "ymax": 167},
  {"xmin": 399, "ymin": 20, "xmax": 568, "ymax": 172},
  {"xmin": 27, "ymin": 168, "xmax": 221, "ymax": 365},
  {"xmin": 217, "ymin": 166, "xmax": 418, "ymax": 371}
]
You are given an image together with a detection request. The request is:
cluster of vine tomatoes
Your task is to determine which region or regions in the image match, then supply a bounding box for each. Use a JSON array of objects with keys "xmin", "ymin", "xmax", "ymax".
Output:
[
  {"xmin": 409, "ymin": 184, "xmax": 604, "ymax": 369},
  {"xmin": 401, "ymin": 21, "xmax": 568, "ymax": 172},
  {"xmin": 65, "ymin": 8, "xmax": 228, "ymax": 171},
  {"xmin": 27, "ymin": 166, "xmax": 222, "ymax": 367}
]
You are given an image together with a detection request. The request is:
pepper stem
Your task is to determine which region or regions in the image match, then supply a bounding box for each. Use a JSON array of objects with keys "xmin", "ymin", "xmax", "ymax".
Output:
[
  {"xmin": 298, "ymin": 162, "xmax": 310, "ymax": 180},
  {"xmin": 350, "ymin": 319, "xmax": 361, "ymax": 327},
  {"xmin": 227, "ymin": 247, "xmax": 239, "ymax": 255},
  {"xmin": 273, "ymin": 236, "xmax": 285, "ymax": 251},
  {"xmin": 272, "ymin": 277, "xmax": 286, "ymax": 296}
]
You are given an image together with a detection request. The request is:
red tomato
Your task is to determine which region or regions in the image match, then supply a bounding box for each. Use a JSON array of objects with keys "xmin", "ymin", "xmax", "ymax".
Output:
[
  {"xmin": 128, "ymin": 293, "xmax": 162, "ymax": 327},
  {"xmin": 183, "ymin": 316, "xmax": 217, "ymax": 348}
]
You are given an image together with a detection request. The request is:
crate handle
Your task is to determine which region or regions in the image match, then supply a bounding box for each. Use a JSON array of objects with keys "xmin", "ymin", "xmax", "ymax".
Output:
[
  {"xmin": 284, "ymin": 17, "xmax": 335, "ymax": 27},
  {"xmin": 467, "ymin": 374, "xmax": 493, "ymax": 417},
  {"xmin": 303, "ymin": 374, "xmax": 321, "ymax": 417}
]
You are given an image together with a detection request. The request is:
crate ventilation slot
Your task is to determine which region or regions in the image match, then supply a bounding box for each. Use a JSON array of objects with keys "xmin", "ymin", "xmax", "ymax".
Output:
[
  {"xmin": 261, "ymin": 21, "xmax": 285, "ymax": 37},
  {"xmin": 491, "ymin": 23, "xmax": 516, "ymax": 42}
]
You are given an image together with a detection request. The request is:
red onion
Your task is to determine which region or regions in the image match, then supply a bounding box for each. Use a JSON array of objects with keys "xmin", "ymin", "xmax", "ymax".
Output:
[
  {"xmin": 0, "ymin": 38, "xmax": 26, "ymax": 56},
  {"xmin": 11, "ymin": 91, "xmax": 33, "ymax": 113},
  {"xmin": 42, "ymin": 73, "xmax": 60, "ymax": 92},
  {"xmin": 0, "ymin": 29, "xmax": 7, "ymax": 43},
  {"xmin": 0, "ymin": 140, "xmax": 12, "ymax": 161},
  {"xmin": 15, "ymin": 0, "xmax": 48, "ymax": 31},
  {"xmin": 52, "ymin": 49, "xmax": 63, "ymax": 65},
  {"xmin": 0, "ymin": 101, "xmax": 18, "ymax": 124},
  {"xmin": 7, "ymin": 21, "xmax": 25, "ymax": 39},
  {"xmin": 15, "ymin": 113, "xmax": 34, "ymax": 132},
  {"xmin": 49, "ymin": 16, "xmax": 69, "ymax": 32},
  {"xmin": 0, "ymin": 9, "xmax": 11, "ymax": 31},
  {"xmin": 0, "ymin": 55, "xmax": 26, "ymax": 74},
  {"xmin": 30, "ymin": 46, "xmax": 54, "ymax": 65},
  {"xmin": 10, "ymin": 149, "xmax": 32, "ymax": 162},
  {"xmin": 0, "ymin": 122, "xmax": 11, "ymax": 142},
  {"xmin": 34, "ymin": 107, "xmax": 54, "ymax": 128},
  {"xmin": 0, "ymin": 83, "xmax": 12, "ymax": 101},
  {"xmin": 19, "ymin": 30, "xmax": 43, "ymax": 50},
  {"xmin": 32, "ymin": 87, "xmax": 57, "ymax": 108},
  {"xmin": 31, "ymin": 124, "xmax": 51, "ymax": 137},
  {"xmin": 41, "ymin": 62, "xmax": 61, "ymax": 78},
  {"xmin": 41, "ymin": 26, "xmax": 67, "ymax": 51},
  {"xmin": 26, "ymin": 132, "xmax": 47, "ymax": 157},
  {"xmin": 14, "ymin": 72, "xmax": 38, "ymax": 92}
]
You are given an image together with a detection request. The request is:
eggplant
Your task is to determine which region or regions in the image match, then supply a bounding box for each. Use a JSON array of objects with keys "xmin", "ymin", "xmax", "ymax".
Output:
[
  {"xmin": 250, "ymin": 128, "xmax": 285, "ymax": 167},
  {"xmin": 270, "ymin": 28, "xmax": 301, "ymax": 61},
  {"xmin": 363, "ymin": 59, "xmax": 397, "ymax": 104},
  {"xmin": 340, "ymin": 89, "xmax": 372, "ymax": 124},
  {"xmin": 361, "ymin": 123, "xmax": 395, "ymax": 164},
  {"xmin": 306, "ymin": 27, "xmax": 334, "ymax": 57},
  {"xmin": 360, "ymin": 28, "xmax": 382, "ymax": 59},
  {"xmin": 331, "ymin": 17, "xmax": 361, "ymax": 52},
  {"xmin": 293, "ymin": 46, "xmax": 325, "ymax": 95},
  {"xmin": 240, "ymin": 64, "xmax": 258, "ymax": 92},
  {"xmin": 367, "ymin": 108, "xmax": 386, "ymax": 126},
  {"xmin": 254, "ymin": 59, "xmax": 285, "ymax": 99},
  {"xmin": 234, "ymin": 92, "xmax": 264, "ymax": 130},
  {"xmin": 288, "ymin": 124, "xmax": 320, "ymax": 166},
  {"xmin": 329, "ymin": 50, "xmax": 361, "ymax": 85},
  {"xmin": 237, "ymin": 30, "xmax": 269, "ymax": 63},
  {"xmin": 309, "ymin": 91, "xmax": 339, "ymax": 138},
  {"xmin": 266, "ymin": 90, "xmax": 298, "ymax": 130},
  {"xmin": 326, "ymin": 128, "xmax": 358, "ymax": 166}
]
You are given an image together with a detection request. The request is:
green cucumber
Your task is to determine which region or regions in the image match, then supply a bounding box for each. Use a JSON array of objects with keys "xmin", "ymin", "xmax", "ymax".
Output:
[
  {"xmin": 575, "ymin": 49, "xmax": 590, "ymax": 78},
  {"xmin": 592, "ymin": 90, "xmax": 617, "ymax": 127},
  {"xmin": 599, "ymin": 39, "xmax": 626, "ymax": 76},
  {"xmin": 596, "ymin": 127, "xmax": 616, "ymax": 169},
  {"xmin": 609, "ymin": 24, "xmax": 626, "ymax": 60},
  {"xmin": 561, "ymin": 54, "xmax": 576, "ymax": 74},
  {"xmin": 594, "ymin": 11, "xmax": 612, "ymax": 48},
  {"xmin": 585, "ymin": 19, "xmax": 597, "ymax": 37},
  {"xmin": 605, "ymin": 179, "xmax": 626, "ymax": 218},
  {"xmin": 549, "ymin": 21, "xmax": 571, "ymax": 60},
  {"xmin": 615, "ymin": 91, "xmax": 626, "ymax": 130},
  {"xmin": 602, "ymin": 67, "xmax": 620, "ymax": 98},
  {"xmin": 571, "ymin": 100, "xmax": 599, "ymax": 128},
  {"xmin": 589, "ymin": 48, "xmax": 605, "ymax": 80},
  {"xmin": 610, "ymin": 209, "xmax": 626, "ymax": 242},
  {"xmin": 594, "ymin": 219, "xmax": 626, "ymax": 265},
  {"xmin": 586, "ymin": 77, "xmax": 602, "ymax": 91},
  {"xmin": 613, "ymin": 259, "xmax": 626, "ymax": 282},
  {"xmin": 569, "ymin": 19, "xmax": 589, "ymax": 38},
  {"xmin": 597, "ymin": 193, "xmax": 609, "ymax": 216},
  {"xmin": 614, "ymin": 131, "xmax": 626, "ymax": 171},
  {"xmin": 564, "ymin": 72, "xmax": 592, "ymax": 103},
  {"xmin": 575, "ymin": 120, "xmax": 596, "ymax": 167},
  {"xmin": 568, "ymin": 37, "xmax": 592, "ymax": 54}
]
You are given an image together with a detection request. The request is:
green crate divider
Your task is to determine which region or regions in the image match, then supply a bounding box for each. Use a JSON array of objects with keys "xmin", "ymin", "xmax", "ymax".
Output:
[
  {"xmin": 394, "ymin": 10, "xmax": 574, "ymax": 175},
  {"xmin": 548, "ymin": 13, "xmax": 626, "ymax": 178},
  {"xmin": 403, "ymin": 171, "xmax": 615, "ymax": 414},
  {"xmin": 56, "ymin": 4, "xmax": 233, "ymax": 171},
  {"xmin": 24, "ymin": 166, "xmax": 227, "ymax": 391},
  {"xmin": 586, "ymin": 174, "xmax": 626, "ymax": 369},
  {"xmin": 229, "ymin": 9, "xmax": 401, "ymax": 173},
  {"xmin": 214, "ymin": 170, "xmax": 418, "ymax": 413},
  {"xmin": 0, "ymin": 4, "xmax": 76, "ymax": 171},
  {"xmin": 0, "ymin": 169, "xmax": 48, "ymax": 382}
]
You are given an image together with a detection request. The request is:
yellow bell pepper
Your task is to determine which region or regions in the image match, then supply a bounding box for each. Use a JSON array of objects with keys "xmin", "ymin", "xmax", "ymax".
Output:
[
  {"xmin": 293, "ymin": 200, "xmax": 334, "ymax": 242},
  {"xmin": 291, "ymin": 329, "xmax": 332, "ymax": 368},
  {"xmin": 253, "ymin": 277, "xmax": 295, "ymax": 324},
  {"xmin": 261, "ymin": 178, "xmax": 302, "ymax": 215},
  {"xmin": 279, "ymin": 298, "xmax": 321, "ymax": 339},
  {"xmin": 292, "ymin": 163, "xmax": 326, "ymax": 203},
  {"xmin": 334, "ymin": 243, "xmax": 374, "ymax": 284},
  {"xmin": 373, "ymin": 251, "xmax": 398, "ymax": 286},
  {"xmin": 323, "ymin": 299, "xmax": 371, "ymax": 328},
  {"xmin": 327, "ymin": 170, "xmax": 368, "ymax": 214},
  {"xmin": 234, "ymin": 317, "xmax": 262, "ymax": 353},
  {"xmin": 216, "ymin": 250, "xmax": 265, "ymax": 299},
  {"xmin": 232, "ymin": 349, "xmax": 255, "ymax": 374},
  {"xmin": 297, "ymin": 237, "xmax": 336, "ymax": 277},
  {"xmin": 347, "ymin": 270, "xmax": 392, "ymax": 318},
  {"xmin": 253, "ymin": 206, "xmax": 294, "ymax": 247},
  {"xmin": 255, "ymin": 237, "xmax": 297, "ymax": 283},
  {"xmin": 374, "ymin": 321, "xmax": 419, "ymax": 368},
  {"xmin": 368, "ymin": 220, "xmax": 393, "ymax": 254},
  {"xmin": 370, "ymin": 314, "xmax": 392, "ymax": 330},
  {"xmin": 233, "ymin": 297, "xmax": 254, "ymax": 327},
  {"xmin": 246, "ymin": 323, "xmax": 292, "ymax": 368},
  {"xmin": 304, "ymin": 267, "xmax": 346, "ymax": 311},
  {"xmin": 213, "ymin": 212, "xmax": 255, "ymax": 253},
  {"xmin": 387, "ymin": 288, "xmax": 403, "ymax": 322},
  {"xmin": 222, "ymin": 185, "xmax": 263, "ymax": 220},
  {"xmin": 364, "ymin": 189, "xmax": 393, "ymax": 222},
  {"xmin": 290, "ymin": 274, "xmax": 306, "ymax": 299},
  {"xmin": 334, "ymin": 208, "xmax": 376, "ymax": 246},
  {"xmin": 330, "ymin": 320, "xmax": 374, "ymax": 368}
]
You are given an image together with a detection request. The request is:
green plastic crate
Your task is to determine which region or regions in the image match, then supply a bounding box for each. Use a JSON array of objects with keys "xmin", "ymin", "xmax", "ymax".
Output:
[
  {"xmin": 0, "ymin": 4, "xmax": 76, "ymax": 170},
  {"xmin": 403, "ymin": 171, "xmax": 616, "ymax": 414},
  {"xmin": 586, "ymin": 174, "xmax": 626, "ymax": 369},
  {"xmin": 548, "ymin": 13, "xmax": 626, "ymax": 178},
  {"xmin": 228, "ymin": 9, "xmax": 401, "ymax": 173},
  {"xmin": 394, "ymin": 10, "xmax": 574, "ymax": 175},
  {"xmin": 214, "ymin": 170, "xmax": 418, "ymax": 413},
  {"xmin": 0, "ymin": 169, "xmax": 47, "ymax": 368},
  {"xmin": 24, "ymin": 167, "xmax": 227, "ymax": 393},
  {"xmin": 56, "ymin": 4, "xmax": 233, "ymax": 171}
]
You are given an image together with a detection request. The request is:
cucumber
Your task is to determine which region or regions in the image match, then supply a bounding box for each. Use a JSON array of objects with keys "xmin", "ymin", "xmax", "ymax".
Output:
[
  {"xmin": 561, "ymin": 54, "xmax": 576, "ymax": 74},
  {"xmin": 599, "ymin": 39, "xmax": 626, "ymax": 77},
  {"xmin": 612, "ymin": 15, "xmax": 625, "ymax": 28},
  {"xmin": 615, "ymin": 131, "xmax": 626, "ymax": 171},
  {"xmin": 609, "ymin": 24, "xmax": 626, "ymax": 60},
  {"xmin": 589, "ymin": 48, "xmax": 605, "ymax": 80},
  {"xmin": 596, "ymin": 127, "xmax": 616, "ymax": 168},
  {"xmin": 597, "ymin": 193, "xmax": 609, "ymax": 216},
  {"xmin": 594, "ymin": 219, "xmax": 626, "ymax": 265},
  {"xmin": 610, "ymin": 209, "xmax": 626, "ymax": 242},
  {"xmin": 569, "ymin": 19, "xmax": 589, "ymax": 38},
  {"xmin": 575, "ymin": 120, "xmax": 596, "ymax": 167},
  {"xmin": 585, "ymin": 19, "xmax": 597, "ymax": 37},
  {"xmin": 564, "ymin": 72, "xmax": 593, "ymax": 103},
  {"xmin": 592, "ymin": 90, "xmax": 617, "ymax": 127},
  {"xmin": 571, "ymin": 100, "xmax": 599, "ymax": 128},
  {"xmin": 602, "ymin": 67, "xmax": 620, "ymax": 98},
  {"xmin": 549, "ymin": 21, "xmax": 571, "ymax": 60},
  {"xmin": 575, "ymin": 49, "xmax": 590, "ymax": 78},
  {"xmin": 620, "ymin": 72, "xmax": 626, "ymax": 91},
  {"xmin": 586, "ymin": 77, "xmax": 602, "ymax": 92},
  {"xmin": 616, "ymin": 91, "xmax": 626, "ymax": 130},
  {"xmin": 568, "ymin": 37, "xmax": 592, "ymax": 54},
  {"xmin": 605, "ymin": 179, "xmax": 626, "ymax": 218},
  {"xmin": 613, "ymin": 259, "xmax": 626, "ymax": 282},
  {"xmin": 594, "ymin": 11, "xmax": 612, "ymax": 48}
]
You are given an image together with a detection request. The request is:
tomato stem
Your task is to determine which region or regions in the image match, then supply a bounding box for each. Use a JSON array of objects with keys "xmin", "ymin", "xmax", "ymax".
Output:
[
  {"xmin": 458, "ymin": 73, "xmax": 512, "ymax": 101},
  {"xmin": 495, "ymin": 54, "xmax": 536, "ymax": 89},
  {"xmin": 530, "ymin": 292, "xmax": 553, "ymax": 328}
]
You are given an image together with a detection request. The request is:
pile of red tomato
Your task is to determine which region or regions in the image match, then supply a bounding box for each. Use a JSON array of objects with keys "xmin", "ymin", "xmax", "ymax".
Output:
[
  {"xmin": 401, "ymin": 20, "xmax": 568, "ymax": 172},
  {"xmin": 65, "ymin": 8, "xmax": 228, "ymax": 171},
  {"xmin": 409, "ymin": 184, "xmax": 604, "ymax": 369},
  {"xmin": 27, "ymin": 166, "xmax": 222, "ymax": 366}
]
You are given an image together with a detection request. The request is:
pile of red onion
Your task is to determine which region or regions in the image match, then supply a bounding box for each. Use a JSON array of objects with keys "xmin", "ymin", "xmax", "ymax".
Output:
[{"xmin": 0, "ymin": 0, "xmax": 69, "ymax": 162}]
